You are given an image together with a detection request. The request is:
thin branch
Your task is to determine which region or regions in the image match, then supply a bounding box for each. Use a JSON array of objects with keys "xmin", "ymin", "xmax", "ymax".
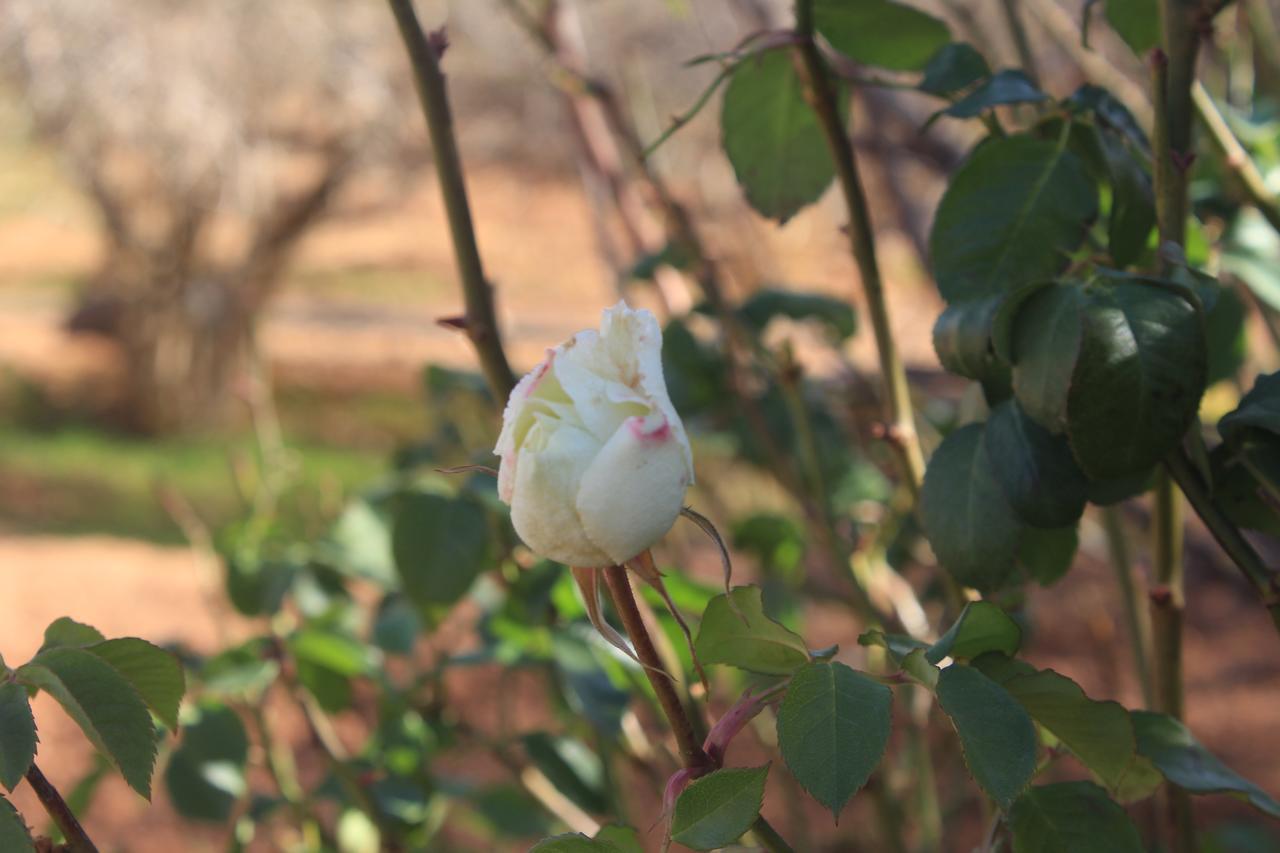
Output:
[
  {"xmin": 386, "ymin": 0, "xmax": 516, "ymax": 400},
  {"xmin": 1192, "ymin": 81, "xmax": 1280, "ymax": 235},
  {"xmin": 791, "ymin": 5, "xmax": 926, "ymax": 501},
  {"xmin": 25, "ymin": 763, "xmax": 98, "ymax": 853},
  {"xmin": 1101, "ymin": 507, "xmax": 1156, "ymax": 707}
]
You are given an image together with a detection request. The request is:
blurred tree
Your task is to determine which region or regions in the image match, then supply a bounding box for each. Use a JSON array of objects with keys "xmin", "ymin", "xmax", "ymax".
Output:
[{"xmin": 1, "ymin": 0, "xmax": 411, "ymax": 432}]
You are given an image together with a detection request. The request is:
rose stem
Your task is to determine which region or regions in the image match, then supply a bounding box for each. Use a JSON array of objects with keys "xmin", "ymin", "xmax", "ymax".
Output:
[
  {"xmin": 25, "ymin": 763, "xmax": 98, "ymax": 853},
  {"xmin": 386, "ymin": 0, "xmax": 516, "ymax": 400},
  {"xmin": 601, "ymin": 565, "xmax": 792, "ymax": 851}
]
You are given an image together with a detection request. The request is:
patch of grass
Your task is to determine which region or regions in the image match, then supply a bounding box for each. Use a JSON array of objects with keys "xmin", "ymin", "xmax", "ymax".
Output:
[{"xmin": 0, "ymin": 424, "xmax": 389, "ymax": 543}]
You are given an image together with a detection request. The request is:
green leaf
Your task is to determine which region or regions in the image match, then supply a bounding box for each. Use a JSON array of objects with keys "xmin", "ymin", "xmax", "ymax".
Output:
[
  {"xmin": 1132, "ymin": 710, "xmax": 1280, "ymax": 817},
  {"xmin": 975, "ymin": 658, "xmax": 1140, "ymax": 794},
  {"xmin": 1106, "ymin": 0, "xmax": 1161, "ymax": 54},
  {"xmin": 776, "ymin": 662, "xmax": 891, "ymax": 817},
  {"xmin": 694, "ymin": 586, "xmax": 810, "ymax": 676},
  {"xmin": 930, "ymin": 134, "xmax": 1097, "ymax": 303},
  {"xmin": 985, "ymin": 400, "xmax": 1089, "ymax": 527},
  {"xmin": 1009, "ymin": 781, "xmax": 1144, "ymax": 852},
  {"xmin": 1095, "ymin": 127, "xmax": 1155, "ymax": 268},
  {"xmin": 721, "ymin": 50, "xmax": 837, "ymax": 222},
  {"xmin": 1011, "ymin": 282, "xmax": 1086, "ymax": 431},
  {"xmin": 927, "ymin": 602, "xmax": 1022, "ymax": 664},
  {"xmin": 39, "ymin": 618, "xmax": 105, "ymax": 652},
  {"xmin": 164, "ymin": 702, "xmax": 248, "ymax": 823},
  {"xmin": 1017, "ymin": 525, "xmax": 1079, "ymax": 586},
  {"xmin": 0, "ymin": 684, "xmax": 36, "ymax": 791},
  {"xmin": 671, "ymin": 765, "xmax": 769, "ymax": 850},
  {"xmin": 391, "ymin": 490, "xmax": 491, "ymax": 608},
  {"xmin": 1222, "ymin": 210, "xmax": 1280, "ymax": 311},
  {"xmin": 0, "ymin": 797, "xmax": 33, "ymax": 853},
  {"xmin": 1205, "ymin": 287, "xmax": 1247, "ymax": 386},
  {"xmin": 932, "ymin": 296, "xmax": 1004, "ymax": 382},
  {"xmin": 919, "ymin": 43, "xmax": 990, "ymax": 97},
  {"xmin": 373, "ymin": 594, "xmax": 422, "ymax": 655},
  {"xmin": 942, "ymin": 70, "xmax": 1047, "ymax": 119},
  {"xmin": 920, "ymin": 424, "xmax": 1023, "ymax": 592},
  {"xmin": 288, "ymin": 629, "xmax": 374, "ymax": 677},
  {"xmin": 592, "ymin": 824, "xmax": 643, "ymax": 853},
  {"xmin": 1221, "ymin": 372, "xmax": 1280, "ymax": 445},
  {"xmin": 738, "ymin": 288, "xmax": 857, "ymax": 342},
  {"xmin": 84, "ymin": 638, "xmax": 185, "ymax": 731},
  {"xmin": 330, "ymin": 497, "xmax": 397, "ymax": 587},
  {"xmin": 814, "ymin": 0, "xmax": 950, "ymax": 71},
  {"xmin": 935, "ymin": 664, "xmax": 1037, "ymax": 808},
  {"xmin": 522, "ymin": 733, "xmax": 608, "ymax": 815},
  {"xmin": 1209, "ymin": 442, "xmax": 1280, "ymax": 535},
  {"xmin": 17, "ymin": 648, "xmax": 156, "ymax": 798},
  {"xmin": 1066, "ymin": 280, "xmax": 1206, "ymax": 479},
  {"xmin": 529, "ymin": 834, "xmax": 617, "ymax": 852}
]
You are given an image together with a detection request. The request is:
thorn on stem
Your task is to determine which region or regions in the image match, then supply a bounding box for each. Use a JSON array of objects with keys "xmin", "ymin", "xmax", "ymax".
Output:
[
  {"xmin": 1171, "ymin": 150, "xmax": 1197, "ymax": 173},
  {"xmin": 1149, "ymin": 584, "xmax": 1174, "ymax": 606},
  {"xmin": 427, "ymin": 27, "xmax": 450, "ymax": 59},
  {"xmin": 437, "ymin": 314, "xmax": 468, "ymax": 331},
  {"xmin": 1150, "ymin": 48, "xmax": 1169, "ymax": 70}
]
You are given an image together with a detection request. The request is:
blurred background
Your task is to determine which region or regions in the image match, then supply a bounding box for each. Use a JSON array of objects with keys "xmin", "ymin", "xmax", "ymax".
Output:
[{"xmin": 0, "ymin": 0, "xmax": 1278, "ymax": 850}]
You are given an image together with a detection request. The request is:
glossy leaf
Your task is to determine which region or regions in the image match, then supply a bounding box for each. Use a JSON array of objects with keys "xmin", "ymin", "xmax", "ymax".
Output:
[
  {"xmin": 930, "ymin": 135, "xmax": 1097, "ymax": 303},
  {"xmin": 985, "ymin": 400, "xmax": 1089, "ymax": 527},
  {"xmin": 1096, "ymin": 126, "xmax": 1155, "ymax": 268},
  {"xmin": 164, "ymin": 702, "xmax": 248, "ymax": 823},
  {"xmin": 0, "ymin": 684, "xmax": 35, "ymax": 792},
  {"xmin": 391, "ymin": 490, "xmax": 490, "ymax": 608},
  {"xmin": 927, "ymin": 602, "xmax": 1022, "ymax": 664},
  {"xmin": 0, "ymin": 797, "xmax": 33, "ymax": 853},
  {"xmin": 1132, "ymin": 710, "xmax": 1280, "ymax": 817},
  {"xmin": 1220, "ymin": 372, "xmax": 1280, "ymax": 445},
  {"xmin": 932, "ymin": 296, "xmax": 1003, "ymax": 381},
  {"xmin": 1066, "ymin": 280, "xmax": 1206, "ymax": 479},
  {"xmin": 694, "ymin": 586, "xmax": 809, "ymax": 676},
  {"xmin": 671, "ymin": 765, "xmax": 768, "ymax": 850},
  {"xmin": 936, "ymin": 664, "xmax": 1037, "ymax": 808},
  {"xmin": 919, "ymin": 43, "xmax": 990, "ymax": 96},
  {"xmin": 721, "ymin": 50, "xmax": 836, "ymax": 222},
  {"xmin": 1011, "ymin": 282, "xmax": 1086, "ymax": 431},
  {"xmin": 976, "ymin": 657, "xmax": 1140, "ymax": 794},
  {"xmin": 814, "ymin": 0, "xmax": 950, "ymax": 71},
  {"xmin": 1018, "ymin": 525, "xmax": 1079, "ymax": 586},
  {"xmin": 85, "ymin": 638, "xmax": 185, "ymax": 731},
  {"xmin": 1009, "ymin": 781, "xmax": 1144, "ymax": 852},
  {"xmin": 776, "ymin": 662, "xmax": 891, "ymax": 817},
  {"xmin": 942, "ymin": 70, "xmax": 1047, "ymax": 119},
  {"xmin": 17, "ymin": 647, "xmax": 156, "ymax": 798},
  {"xmin": 920, "ymin": 424, "xmax": 1023, "ymax": 592}
]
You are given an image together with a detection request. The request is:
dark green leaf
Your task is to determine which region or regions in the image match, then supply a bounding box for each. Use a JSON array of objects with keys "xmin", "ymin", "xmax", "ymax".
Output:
[
  {"xmin": 593, "ymin": 824, "xmax": 643, "ymax": 853},
  {"xmin": 694, "ymin": 586, "xmax": 809, "ymax": 676},
  {"xmin": 1221, "ymin": 372, "xmax": 1280, "ymax": 445},
  {"xmin": 721, "ymin": 50, "xmax": 836, "ymax": 221},
  {"xmin": 936, "ymin": 664, "xmax": 1037, "ymax": 808},
  {"xmin": 942, "ymin": 70, "xmax": 1047, "ymax": 119},
  {"xmin": 523, "ymin": 733, "xmax": 608, "ymax": 815},
  {"xmin": 738, "ymin": 288, "xmax": 857, "ymax": 342},
  {"xmin": 164, "ymin": 702, "xmax": 248, "ymax": 823},
  {"xmin": 1066, "ymin": 85, "xmax": 1150, "ymax": 155},
  {"xmin": 1096, "ymin": 127, "xmax": 1155, "ymax": 268},
  {"xmin": 1132, "ymin": 710, "xmax": 1280, "ymax": 817},
  {"xmin": 1009, "ymin": 781, "xmax": 1144, "ymax": 852},
  {"xmin": 469, "ymin": 785, "xmax": 552, "ymax": 838},
  {"xmin": 1018, "ymin": 525, "xmax": 1079, "ymax": 586},
  {"xmin": 776, "ymin": 662, "xmax": 892, "ymax": 817},
  {"xmin": 295, "ymin": 660, "xmax": 352, "ymax": 713},
  {"xmin": 985, "ymin": 400, "xmax": 1090, "ymax": 527},
  {"xmin": 919, "ymin": 43, "xmax": 990, "ymax": 96},
  {"xmin": 391, "ymin": 490, "xmax": 490, "ymax": 608},
  {"xmin": 1087, "ymin": 468, "xmax": 1156, "ymax": 505},
  {"xmin": 0, "ymin": 684, "xmax": 35, "ymax": 791},
  {"xmin": 1066, "ymin": 280, "xmax": 1206, "ymax": 479},
  {"xmin": 529, "ymin": 834, "xmax": 617, "ymax": 852},
  {"xmin": 927, "ymin": 602, "xmax": 1021, "ymax": 664},
  {"xmin": 920, "ymin": 424, "xmax": 1023, "ymax": 592},
  {"xmin": 224, "ymin": 554, "xmax": 296, "ymax": 617},
  {"xmin": 85, "ymin": 638, "xmax": 184, "ymax": 731},
  {"xmin": 0, "ymin": 797, "xmax": 33, "ymax": 853},
  {"xmin": 39, "ymin": 618, "xmax": 105, "ymax": 652},
  {"xmin": 373, "ymin": 594, "xmax": 422, "ymax": 655},
  {"xmin": 671, "ymin": 765, "xmax": 769, "ymax": 850},
  {"xmin": 199, "ymin": 639, "xmax": 279, "ymax": 700},
  {"xmin": 17, "ymin": 648, "xmax": 156, "ymax": 798},
  {"xmin": 1205, "ymin": 287, "xmax": 1247, "ymax": 386},
  {"xmin": 814, "ymin": 0, "xmax": 950, "ymax": 71},
  {"xmin": 932, "ymin": 296, "xmax": 1003, "ymax": 381},
  {"xmin": 1011, "ymin": 282, "xmax": 1086, "ymax": 431},
  {"xmin": 1106, "ymin": 0, "xmax": 1161, "ymax": 54},
  {"xmin": 930, "ymin": 135, "xmax": 1097, "ymax": 303},
  {"xmin": 1209, "ymin": 442, "xmax": 1280, "ymax": 535},
  {"xmin": 976, "ymin": 658, "xmax": 1140, "ymax": 794}
]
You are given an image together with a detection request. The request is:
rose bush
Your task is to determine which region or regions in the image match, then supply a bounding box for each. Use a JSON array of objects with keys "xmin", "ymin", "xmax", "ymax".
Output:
[{"xmin": 494, "ymin": 302, "xmax": 694, "ymax": 567}]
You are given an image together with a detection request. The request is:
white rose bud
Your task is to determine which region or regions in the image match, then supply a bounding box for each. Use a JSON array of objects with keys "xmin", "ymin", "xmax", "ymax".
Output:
[{"xmin": 494, "ymin": 302, "xmax": 694, "ymax": 567}]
